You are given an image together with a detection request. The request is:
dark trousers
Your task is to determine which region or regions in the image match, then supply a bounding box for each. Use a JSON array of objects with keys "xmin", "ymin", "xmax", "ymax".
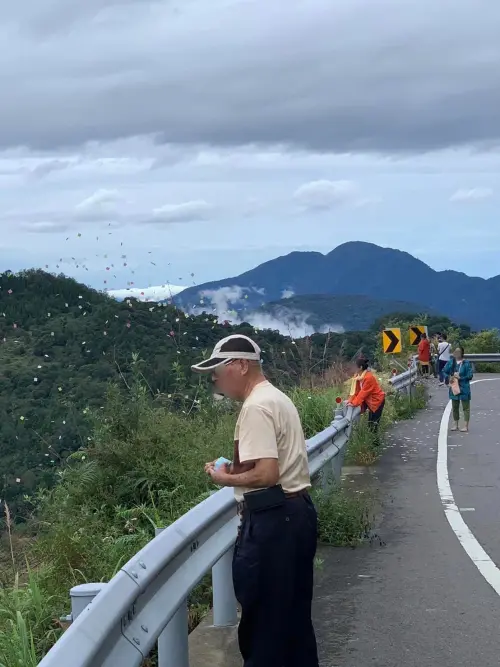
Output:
[
  {"xmin": 367, "ymin": 398, "xmax": 385, "ymax": 443},
  {"xmin": 232, "ymin": 494, "xmax": 319, "ymax": 667},
  {"xmin": 438, "ymin": 359, "xmax": 449, "ymax": 384}
]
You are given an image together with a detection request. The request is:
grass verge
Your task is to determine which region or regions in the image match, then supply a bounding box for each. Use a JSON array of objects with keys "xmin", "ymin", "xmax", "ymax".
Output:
[{"xmin": 313, "ymin": 485, "xmax": 374, "ymax": 547}]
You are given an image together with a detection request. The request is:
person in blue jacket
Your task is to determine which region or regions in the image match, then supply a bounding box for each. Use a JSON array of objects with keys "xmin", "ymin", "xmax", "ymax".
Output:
[{"xmin": 443, "ymin": 346, "xmax": 474, "ymax": 432}]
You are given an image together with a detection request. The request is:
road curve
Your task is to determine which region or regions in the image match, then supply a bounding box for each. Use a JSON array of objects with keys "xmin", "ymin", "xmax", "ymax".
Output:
[{"xmin": 313, "ymin": 374, "xmax": 500, "ymax": 667}]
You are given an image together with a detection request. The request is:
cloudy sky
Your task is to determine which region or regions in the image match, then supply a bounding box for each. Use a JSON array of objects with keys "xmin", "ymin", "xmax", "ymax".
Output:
[{"xmin": 1, "ymin": 0, "xmax": 499, "ymax": 295}]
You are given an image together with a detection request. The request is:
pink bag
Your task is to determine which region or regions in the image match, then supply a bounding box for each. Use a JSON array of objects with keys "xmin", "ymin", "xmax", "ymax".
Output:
[{"xmin": 450, "ymin": 378, "xmax": 460, "ymax": 396}]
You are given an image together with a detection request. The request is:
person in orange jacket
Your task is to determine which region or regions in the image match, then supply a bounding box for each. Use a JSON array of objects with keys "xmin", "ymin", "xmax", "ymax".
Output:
[
  {"xmin": 347, "ymin": 357, "xmax": 386, "ymax": 443},
  {"xmin": 417, "ymin": 332, "xmax": 431, "ymax": 376}
]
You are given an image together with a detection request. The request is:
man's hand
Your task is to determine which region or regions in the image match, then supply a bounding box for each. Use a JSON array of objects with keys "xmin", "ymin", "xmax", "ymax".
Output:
[
  {"xmin": 204, "ymin": 460, "xmax": 218, "ymax": 473},
  {"xmin": 205, "ymin": 462, "xmax": 232, "ymax": 487}
]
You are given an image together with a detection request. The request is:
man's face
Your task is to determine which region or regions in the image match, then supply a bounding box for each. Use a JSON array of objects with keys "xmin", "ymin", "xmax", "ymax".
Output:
[{"xmin": 211, "ymin": 359, "xmax": 248, "ymax": 400}]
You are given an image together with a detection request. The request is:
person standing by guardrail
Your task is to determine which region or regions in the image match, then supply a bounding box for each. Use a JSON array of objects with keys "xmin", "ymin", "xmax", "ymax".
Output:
[
  {"xmin": 347, "ymin": 357, "xmax": 386, "ymax": 444},
  {"xmin": 192, "ymin": 334, "xmax": 319, "ymax": 667},
  {"xmin": 443, "ymin": 345, "xmax": 474, "ymax": 432},
  {"xmin": 430, "ymin": 334, "xmax": 438, "ymax": 378},
  {"xmin": 417, "ymin": 332, "xmax": 431, "ymax": 377},
  {"xmin": 437, "ymin": 333, "xmax": 451, "ymax": 386}
]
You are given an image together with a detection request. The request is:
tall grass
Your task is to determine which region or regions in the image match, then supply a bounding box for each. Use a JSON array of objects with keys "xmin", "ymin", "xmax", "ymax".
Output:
[
  {"xmin": 0, "ymin": 506, "xmax": 59, "ymax": 665},
  {"xmin": 288, "ymin": 386, "xmax": 343, "ymax": 438},
  {"xmin": 313, "ymin": 486, "xmax": 374, "ymax": 546}
]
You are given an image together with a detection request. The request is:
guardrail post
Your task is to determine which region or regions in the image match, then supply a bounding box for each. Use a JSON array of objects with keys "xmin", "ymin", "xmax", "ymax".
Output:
[
  {"xmin": 157, "ymin": 600, "xmax": 189, "ymax": 667},
  {"xmin": 333, "ymin": 445, "xmax": 344, "ymax": 482},
  {"xmin": 331, "ymin": 406, "xmax": 345, "ymax": 482},
  {"xmin": 69, "ymin": 583, "xmax": 106, "ymax": 621},
  {"xmin": 334, "ymin": 403, "xmax": 344, "ymax": 420},
  {"xmin": 212, "ymin": 547, "xmax": 238, "ymax": 627},
  {"xmin": 155, "ymin": 527, "xmax": 189, "ymax": 667},
  {"xmin": 321, "ymin": 406, "xmax": 344, "ymax": 490}
]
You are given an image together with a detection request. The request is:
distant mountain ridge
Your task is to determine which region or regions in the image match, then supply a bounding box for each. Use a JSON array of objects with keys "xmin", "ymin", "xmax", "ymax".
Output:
[{"xmin": 174, "ymin": 242, "xmax": 499, "ymax": 330}]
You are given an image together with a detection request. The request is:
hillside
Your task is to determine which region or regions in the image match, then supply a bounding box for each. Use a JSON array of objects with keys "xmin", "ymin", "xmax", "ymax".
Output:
[
  {"xmin": 0, "ymin": 270, "xmax": 375, "ymax": 517},
  {"xmin": 174, "ymin": 242, "xmax": 500, "ymax": 330},
  {"xmin": 252, "ymin": 294, "xmax": 436, "ymax": 332}
]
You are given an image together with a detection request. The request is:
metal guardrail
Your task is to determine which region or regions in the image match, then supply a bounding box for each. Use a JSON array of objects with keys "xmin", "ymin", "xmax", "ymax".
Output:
[
  {"xmin": 389, "ymin": 362, "xmax": 418, "ymax": 393},
  {"xmin": 38, "ymin": 369, "xmax": 417, "ymax": 667},
  {"xmin": 408, "ymin": 353, "xmax": 500, "ymax": 374},
  {"xmin": 464, "ymin": 353, "xmax": 500, "ymax": 363}
]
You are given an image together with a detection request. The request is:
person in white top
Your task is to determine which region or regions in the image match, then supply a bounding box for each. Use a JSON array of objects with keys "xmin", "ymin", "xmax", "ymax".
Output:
[
  {"xmin": 192, "ymin": 334, "xmax": 319, "ymax": 667},
  {"xmin": 437, "ymin": 333, "xmax": 452, "ymax": 386}
]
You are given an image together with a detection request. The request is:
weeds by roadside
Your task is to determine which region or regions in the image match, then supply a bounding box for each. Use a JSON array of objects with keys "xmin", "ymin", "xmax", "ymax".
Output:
[
  {"xmin": 288, "ymin": 386, "xmax": 343, "ymax": 438},
  {"xmin": 345, "ymin": 418, "xmax": 379, "ymax": 466},
  {"xmin": 313, "ymin": 486, "xmax": 373, "ymax": 547},
  {"xmin": 387, "ymin": 383, "xmax": 427, "ymax": 421}
]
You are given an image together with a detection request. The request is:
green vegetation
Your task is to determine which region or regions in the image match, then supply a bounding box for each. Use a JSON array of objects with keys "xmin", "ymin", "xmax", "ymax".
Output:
[
  {"xmin": 0, "ymin": 269, "xmax": 373, "ymax": 519},
  {"xmin": 345, "ymin": 418, "xmax": 380, "ymax": 466},
  {"xmin": 0, "ymin": 269, "xmax": 497, "ymax": 664},
  {"xmin": 313, "ymin": 486, "xmax": 373, "ymax": 546},
  {"xmin": 388, "ymin": 384, "xmax": 427, "ymax": 421},
  {"xmin": 462, "ymin": 328, "xmax": 500, "ymax": 372}
]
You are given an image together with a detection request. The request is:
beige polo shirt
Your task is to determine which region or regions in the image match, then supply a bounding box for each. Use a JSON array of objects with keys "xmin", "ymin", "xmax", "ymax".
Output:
[{"xmin": 233, "ymin": 380, "xmax": 311, "ymax": 502}]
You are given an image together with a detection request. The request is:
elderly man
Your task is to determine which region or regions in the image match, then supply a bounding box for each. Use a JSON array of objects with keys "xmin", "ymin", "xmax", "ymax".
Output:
[{"xmin": 192, "ymin": 334, "xmax": 319, "ymax": 667}]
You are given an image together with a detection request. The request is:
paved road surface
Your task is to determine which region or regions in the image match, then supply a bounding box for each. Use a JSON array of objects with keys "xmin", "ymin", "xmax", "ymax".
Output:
[{"xmin": 314, "ymin": 375, "xmax": 500, "ymax": 667}]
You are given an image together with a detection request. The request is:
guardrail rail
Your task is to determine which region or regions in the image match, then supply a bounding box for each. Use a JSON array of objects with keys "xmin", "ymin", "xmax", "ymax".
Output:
[
  {"xmin": 38, "ymin": 367, "xmax": 418, "ymax": 667},
  {"xmin": 464, "ymin": 353, "xmax": 500, "ymax": 363}
]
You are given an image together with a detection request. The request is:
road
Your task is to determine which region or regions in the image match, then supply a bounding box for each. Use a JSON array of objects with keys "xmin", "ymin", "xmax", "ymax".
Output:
[{"xmin": 313, "ymin": 375, "xmax": 500, "ymax": 667}]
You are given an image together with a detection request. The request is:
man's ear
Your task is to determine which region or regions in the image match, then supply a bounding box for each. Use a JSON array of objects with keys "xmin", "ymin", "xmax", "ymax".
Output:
[{"xmin": 241, "ymin": 360, "xmax": 250, "ymax": 375}]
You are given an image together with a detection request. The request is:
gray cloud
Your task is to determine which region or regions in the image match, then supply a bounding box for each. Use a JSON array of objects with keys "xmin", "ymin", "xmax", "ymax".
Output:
[
  {"xmin": 20, "ymin": 221, "xmax": 70, "ymax": 234},
  {"xmin": 5, "ymin": 0, "xmax": 162, "ymax": 36},
  {"xmin": 1, "ymin": 0, "xmax": 500, "ymax": 153},
  {"xmin": 2, "ymin": 188, "xmax": 216, "ymax": 232},
  {"xmin": 450, "ymin": 187, "xmax": 494, "ymax": 202},
  {"xmin": 148, "ymin": 200, "xmax": 214, "ymax": 224},
  {"xmin": 27, "ymin": 158, "xmax": 79, "ymax": 180},
  {"xmin": 293, "ymin": 180, "xmax": 358, "ymax": 211}
]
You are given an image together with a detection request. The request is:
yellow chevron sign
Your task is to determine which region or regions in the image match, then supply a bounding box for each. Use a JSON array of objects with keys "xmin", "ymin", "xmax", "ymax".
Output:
[
  {"xmin": 382, "ymin": 328, "xmax": 402, "ymax": 354},
  {"xmin": 409, "ymin": 325, "xmax": 428, "ymax": 346}
]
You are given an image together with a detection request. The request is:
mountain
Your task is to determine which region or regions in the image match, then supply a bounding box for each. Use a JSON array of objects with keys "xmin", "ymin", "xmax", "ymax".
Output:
[
  {"xmin": 0, "ymin": 269, "xmax": 375, "ymax": 518},
  {"xmin": 174, "ymin": 242, "xmax": 500, "ymax": 330},
  {"xmin": 254, "ymin": 294, "xmax": 437, "ymax": 332}
]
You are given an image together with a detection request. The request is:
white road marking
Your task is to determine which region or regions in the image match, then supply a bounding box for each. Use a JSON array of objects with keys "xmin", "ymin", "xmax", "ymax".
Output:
[{"xmin": 437, "ymin": 378, "xmax": 500, "ymax": 595}]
